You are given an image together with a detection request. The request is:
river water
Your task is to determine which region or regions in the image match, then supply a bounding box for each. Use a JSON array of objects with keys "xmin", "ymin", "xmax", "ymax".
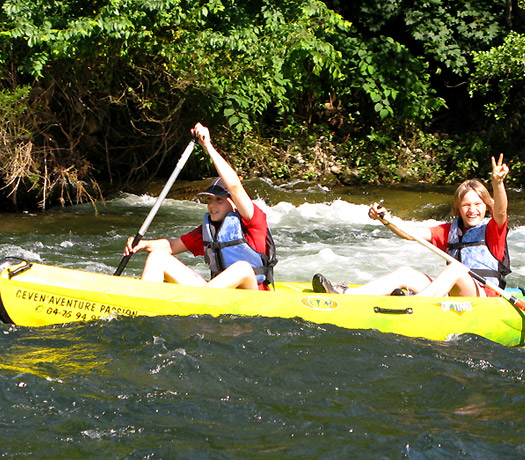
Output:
[{"xmin": 0, "ymin": 179, "xmax": 524, "ymax": 458}]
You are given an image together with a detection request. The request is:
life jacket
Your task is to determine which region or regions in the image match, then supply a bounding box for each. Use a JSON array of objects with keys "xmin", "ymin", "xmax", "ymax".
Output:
[
  {"xmin": 202, "ymin": 212, "xmax": 277, "ymax": 287},
  {"xmin": 446, "ymin": 218, "xmax": 511, "ymax": 288}
]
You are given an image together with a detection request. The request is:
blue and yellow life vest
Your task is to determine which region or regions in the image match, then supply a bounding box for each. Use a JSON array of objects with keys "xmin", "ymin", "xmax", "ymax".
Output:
[
  {"xmin": 446, "ymin": 218, "xmax": 511, "ymax": 288},
  {"xmin": 202, "ymin": 212, "xmax": 276, "ymax": 286}
]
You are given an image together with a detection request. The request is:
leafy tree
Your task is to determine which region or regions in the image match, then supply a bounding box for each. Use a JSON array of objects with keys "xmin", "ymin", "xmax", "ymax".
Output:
[
  {"xmin": 468, "ymin": 31, "xmax": 525, "ymax": 180},
  {"xmin": 324, "ymin": 0, "xmax": 525, "ymax": 183},
  {"xmin": 327, "ymin": 0, "xmax": 507, "ymax": 75},
  {"xmin": 470, "ymin": 31, "xmax": 525, "ymax": 122},
  {"xmin": 0, "ymin": 0, "xmax": 524, "ymax": 210}
]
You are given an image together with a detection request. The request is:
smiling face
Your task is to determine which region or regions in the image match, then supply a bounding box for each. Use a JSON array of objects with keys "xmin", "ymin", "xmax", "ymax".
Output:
[
  {"xmin": 452, "ymin": 179, "xmax": 494, "ymax": 229},
  {"xmin": 458, "ymin": 190, "xmax": 487, "ymax": 229},
  {"xmin": 207, "ymin": 196, "xmax": 234, "ymax": 222}
]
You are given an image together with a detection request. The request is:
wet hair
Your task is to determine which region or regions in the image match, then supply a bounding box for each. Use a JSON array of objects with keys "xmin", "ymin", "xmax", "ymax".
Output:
[{"xmin": 452, "ymin": 179, "xmax": 494, "ymax": 217}]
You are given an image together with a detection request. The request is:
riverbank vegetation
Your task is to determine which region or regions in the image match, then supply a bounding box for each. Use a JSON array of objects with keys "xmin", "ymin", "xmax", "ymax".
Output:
[{"xmin": 1, "ymin": 0, "xmax": 524, "ymax": 210}]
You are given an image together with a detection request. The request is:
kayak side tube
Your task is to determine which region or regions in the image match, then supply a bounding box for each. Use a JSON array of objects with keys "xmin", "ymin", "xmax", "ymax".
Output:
[{"xmin": 0, "ymin": 258, "xmax": 524, "ymax": 346}]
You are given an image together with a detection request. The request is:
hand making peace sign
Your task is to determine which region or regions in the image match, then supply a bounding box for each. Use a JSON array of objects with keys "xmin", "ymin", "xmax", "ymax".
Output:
[{"xmin": 491, "ymin": 153, "xmax": 509, "ymax": 184}]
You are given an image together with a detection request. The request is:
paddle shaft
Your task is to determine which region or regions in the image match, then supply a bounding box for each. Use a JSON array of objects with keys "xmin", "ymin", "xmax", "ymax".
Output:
[
  {"xmin": 114, "ymin": 138, "xmax": 197, "ymax": 276},
  {"xmin": 379, "ymin": 213, "xmax": 525, "ymax": 312}
]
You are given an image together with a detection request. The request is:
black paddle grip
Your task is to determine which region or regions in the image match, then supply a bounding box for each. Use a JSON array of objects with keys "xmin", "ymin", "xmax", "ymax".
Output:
[{"xmin": 114, "ymin": 233, "xmax": 143, "ymax": 276}]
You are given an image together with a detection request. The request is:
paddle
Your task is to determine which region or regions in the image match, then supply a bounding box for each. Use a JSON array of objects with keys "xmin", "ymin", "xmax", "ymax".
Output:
[
  {"xmin": 378, "ymin": 213, "xmax": 525, "ymax": 312},
  {"xmin": 114, "ymin": 138, "xmax": 197, "ymax": 276}
]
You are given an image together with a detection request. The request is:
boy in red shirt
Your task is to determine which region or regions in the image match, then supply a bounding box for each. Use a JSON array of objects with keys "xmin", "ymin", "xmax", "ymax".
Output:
[{"xmin": 125, "ymin": 123, "xmax": 274, "ymax": 291}]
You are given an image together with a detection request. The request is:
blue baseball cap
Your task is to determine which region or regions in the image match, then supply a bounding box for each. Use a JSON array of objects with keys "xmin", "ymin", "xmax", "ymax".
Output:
[{"xmin": 197, "ymin": 177, "xmax": 230, "ymax": 197}]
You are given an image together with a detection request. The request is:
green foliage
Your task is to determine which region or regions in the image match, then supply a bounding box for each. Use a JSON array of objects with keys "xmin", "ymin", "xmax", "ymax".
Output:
[
  {"xmin": 340, "ymin": 126, "xmax": 487, "ymax": 186},
  {"xmin": 469, "ymin": 32, "xmax": 525, "ymax": 121},
  {"xmin": 0, "ymin": 0, "xmax": 524, "ymax": 209},
  {"xmin": 339, "ymin": 35, "xmax": 445, "ymax": 122},
  {"xmin": 404, "ymin": 0, "xmax": 503, "ymax": 75},
  {"xmin": 330, "ymin": 0, "xmax": 505, "ymax": 76},
  {"xmin": 185, "ymin": 0, "xmax": 352, "ymax": 133}
]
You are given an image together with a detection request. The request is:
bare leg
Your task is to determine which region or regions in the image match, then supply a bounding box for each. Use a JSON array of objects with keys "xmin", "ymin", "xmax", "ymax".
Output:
[
  {"xmin": 142, "ymin": 250, "xmax": 207, "ymax": 286},
  {"xmin": 142, "ymin": 252, "xmax": 258, "ymax": 290},
  {"xmin": 416, "ymin": 262, "xmax": 484, "ymax": 297},
  {"xmin": 344, "ymin": 266, "xmax": 433, "ymax": 296},
  {"xmin": 206, "ymin": 261, "xmax": 258, "ymax": 290}
]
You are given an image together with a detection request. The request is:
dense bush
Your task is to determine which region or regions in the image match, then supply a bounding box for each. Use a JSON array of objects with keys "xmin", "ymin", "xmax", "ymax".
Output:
[{"xmin": 0, "ymin": 0, "xmax": 524, "ymax": 210}]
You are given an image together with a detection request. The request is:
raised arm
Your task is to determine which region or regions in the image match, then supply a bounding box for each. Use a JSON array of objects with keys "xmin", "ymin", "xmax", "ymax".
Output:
[
  {"xmin": 491, "ymin": 153, "xmax": 509, "ymax": 227},
  {"xmin": 191, "ymin": 123, "xmax": 254, "ymax": 221}
]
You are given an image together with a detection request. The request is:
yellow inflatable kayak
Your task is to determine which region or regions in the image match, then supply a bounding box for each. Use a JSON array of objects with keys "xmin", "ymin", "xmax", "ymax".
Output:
[{"xmin": 1, "ymin": 258, "xmax": 524, "ymax": 346}]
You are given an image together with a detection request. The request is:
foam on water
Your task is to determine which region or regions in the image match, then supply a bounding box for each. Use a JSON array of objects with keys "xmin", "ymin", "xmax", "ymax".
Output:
[
  {"xmin": 2, "ymin": 191, "xmax": 525, "ymax": 286},
  {"xmin": 0, "ymin": 245, "xmax": 42, "ymax": 262}
]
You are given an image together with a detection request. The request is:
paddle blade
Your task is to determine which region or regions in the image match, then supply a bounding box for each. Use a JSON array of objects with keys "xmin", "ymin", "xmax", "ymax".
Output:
[{"xmin": 512, "ymin": 297, "xmax": 525, "ymax": 312}]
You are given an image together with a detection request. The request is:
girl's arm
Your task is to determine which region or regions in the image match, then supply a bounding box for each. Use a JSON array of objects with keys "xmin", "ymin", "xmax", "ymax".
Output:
[
  {"xmin": 369, "ymin": 202, "xmax": 433, "ymax": 242},
  {"xmin": 491, "ymin": 153, "xmax": 509, "ymax": 227}
]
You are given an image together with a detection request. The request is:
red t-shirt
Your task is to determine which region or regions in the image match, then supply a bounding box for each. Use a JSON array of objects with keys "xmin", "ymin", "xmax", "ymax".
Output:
[
  {"xmin": 180, "ymin": 203, "xmax": 270, "ymax": 290},
  {"xmin": 430, "ymin": 218, "xmax": 508, "ymax": 296}
]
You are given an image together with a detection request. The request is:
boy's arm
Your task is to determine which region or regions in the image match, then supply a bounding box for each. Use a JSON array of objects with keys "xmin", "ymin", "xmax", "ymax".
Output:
[
  {"xmin": 192, "ymin": 123, "xmax": 254, "ymax": 221},
  {"xmin": 125, "ymin": 237, "xmax": 187, "ymax": 256}
]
